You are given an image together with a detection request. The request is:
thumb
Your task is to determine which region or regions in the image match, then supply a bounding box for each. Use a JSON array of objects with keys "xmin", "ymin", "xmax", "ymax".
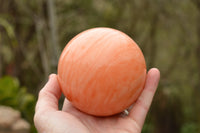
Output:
[{"xmin": 35, "ymin": 74, "xmax": 62, "ymax": 113}]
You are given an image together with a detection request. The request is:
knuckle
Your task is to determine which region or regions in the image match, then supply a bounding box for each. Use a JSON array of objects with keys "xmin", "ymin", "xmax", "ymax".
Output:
[
  {"xmin": 136, "ymin": 98, "xmax": 149, "ymax": 111},
  {"xmin": 38, "ymin": 89, "xmax": 51, "ymax": 99}
]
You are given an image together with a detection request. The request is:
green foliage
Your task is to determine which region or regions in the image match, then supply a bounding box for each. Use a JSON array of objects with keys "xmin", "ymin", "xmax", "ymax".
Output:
[
  {"xmin": 142, "ymin": 122, "xmax": 154, "ymax": 133},
  {"xmin": 181, "ymin": 122, "xmax": 200, "ymax": 133},
  {"xmin": 0, "ymin": 17, "xmax": 18, "ymax": 47},
  {"xmin": 0, "ymin": 76, "xmax": 36, "ymax": 133}
]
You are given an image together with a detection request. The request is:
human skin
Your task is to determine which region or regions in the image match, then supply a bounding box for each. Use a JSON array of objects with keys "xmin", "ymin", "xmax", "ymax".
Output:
[{"xmin": 34, "ymin": 68, "xmax": 160, "ymax": 133}]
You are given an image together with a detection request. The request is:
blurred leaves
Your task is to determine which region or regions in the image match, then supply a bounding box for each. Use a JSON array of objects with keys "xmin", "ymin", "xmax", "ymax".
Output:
[
  {"xmin": 0, "ymin": 17, "xmax": 18, "ymax": 46},
  {"xmin": 0, "ymin": 76, "xmax": 36, "ymax": 132},
  {"xmin": 181, "ymin": 122, "xmax": 200, "ymax": 133},
  {"xmin": 0, "ymin": 76, "xmax": 19, "ymax": 106},
  {"xmin": 1, "ymin": 44, "xmax": 13, "ymax": 63}
]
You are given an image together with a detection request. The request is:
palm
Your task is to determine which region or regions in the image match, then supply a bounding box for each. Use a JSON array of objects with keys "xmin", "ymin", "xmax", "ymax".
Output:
[
  {"xmin": 60, "ymin": 101, "xmax": 140, "ymax": 133},
  {"xmin": 34, "ymin": 68, "xmax": 160, "ymax": 133}
]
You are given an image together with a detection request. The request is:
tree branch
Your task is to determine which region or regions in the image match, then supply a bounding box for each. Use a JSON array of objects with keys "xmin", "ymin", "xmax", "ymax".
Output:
[
  {"xmin": 0, "ymin": 32, "xmax": 2, "ymax": 77},
  {"xmin": 35, "ymin": 17, "xmax": 50, "ymax": 80},
  {"xmin": 47, "ymin": 0, "xmax": 60, "ymax": 69}
]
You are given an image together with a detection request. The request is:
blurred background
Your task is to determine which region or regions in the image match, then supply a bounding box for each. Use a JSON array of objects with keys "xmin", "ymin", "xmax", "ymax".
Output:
[{"xmin": 0, "ymin": 0, "xmax": 200, "ymax": 133}]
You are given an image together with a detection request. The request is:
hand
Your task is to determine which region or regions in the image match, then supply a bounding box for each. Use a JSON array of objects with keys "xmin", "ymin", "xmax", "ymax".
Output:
[{"xmin": 34, "ymin": 68, "xmax": 160, "ymax": 133}]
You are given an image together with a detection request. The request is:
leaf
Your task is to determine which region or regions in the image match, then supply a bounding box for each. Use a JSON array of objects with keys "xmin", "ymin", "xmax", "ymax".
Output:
[
  {"xmin": 1, "ymin": 45, "xmax": 14, "ymax": 63},
  {"xmin": 0, "ymin": 17, "xmax": 18, "ymax": 47},
  {"xmin": 0, "ymin": 76, "xmax": 36, "ymax": 124},
  {"xmin": 0, "ymin": 76, "xmax": 19, "ymax": 107}
]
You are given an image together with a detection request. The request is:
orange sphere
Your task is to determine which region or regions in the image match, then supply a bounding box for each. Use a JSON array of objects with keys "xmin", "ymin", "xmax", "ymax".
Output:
[{"xmin": 58, "ymin": 27, "xmax": 146, "ymax": 116}]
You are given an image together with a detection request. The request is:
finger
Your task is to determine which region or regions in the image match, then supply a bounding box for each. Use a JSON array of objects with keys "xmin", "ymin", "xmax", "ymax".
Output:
[
  {"xmin": 62, "ymin": 98, "xmax": 75, "ymax": 112},
  {"xmin": 128, "ymin": 68, "xmax": 160, "ymax": 128},
  {"xmin": 35, "ymin": 74, "xmax": 62, "ymax": 113}
]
